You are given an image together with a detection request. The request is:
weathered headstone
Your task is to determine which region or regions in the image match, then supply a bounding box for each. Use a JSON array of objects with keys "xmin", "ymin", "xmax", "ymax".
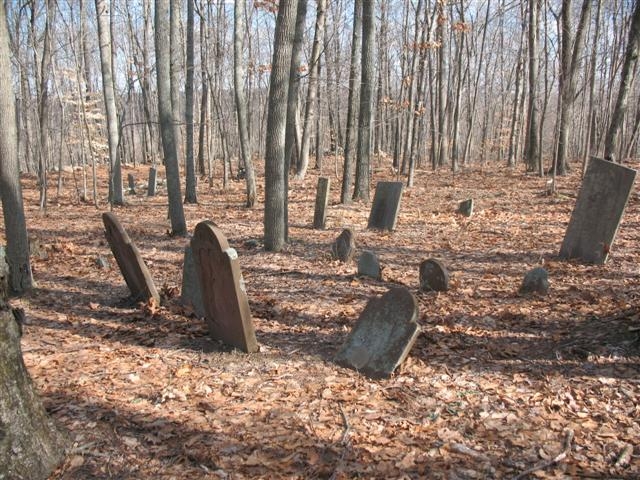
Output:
[
  {"xmin": 190, "ymin": 221, "xmax": 258, "ymax": 353},
  {"xmin": 102, "ymin": 212, "xmax": 160, "ymax": 304},
  {"xmin": 458, "ymin": 199, "xmax": 474, "ymax": 217},
  {"xmin": 559, "ymin": 156, "xmax": 637, "ymax": 264},
  {"xmin": 519, "ymin": 267, "xmax": 549, "ymax": 295},
  {"xmin": 367, "ymin": 181, "xmax": 404, "ymax": 231},
  {"xmin": 332, "ymin": 228, "xmax": 356, "ymax": 262},
  {"xmin": 127, "ymin": 173, "xmax": 136, "ymax": 195},
  {"xmin": 313, "ymin": 177, "xmax": 330, "ymax": 229},
  {"xmin": 147, "ymin": 167, "xmax": 157, "ymax": 197},
  {"xmin": 357, "ymin": 250, "xmax": 381, "ymax": 280},
  {"xmin": 335, "ymin": 287, "xmax": 420, "ymax": 379},
  {"xmin": 419, "ymin": 258, "xmax": 450, "ymax": 292},
  {"xmin": 180, "ymin": 245, "xmax": 205, "ymax": 318}
]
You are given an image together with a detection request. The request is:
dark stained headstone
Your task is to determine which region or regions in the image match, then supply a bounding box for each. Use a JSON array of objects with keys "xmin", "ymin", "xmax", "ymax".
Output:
[
  {"xmin": 357, "ymin": 250, "xmax": 381, "ymax": 280},
  {"xmin": 367, "ymin": 181, "xmax": 404, "ymax": 231},
  {"xmin": 147, "ymin": 167, "xmax": 157, "ymax": 197},
  {"xmin": 313, "ymin": 177, "xmax": 330, "ymax": 229},
  {"xmin": 335, "ymin": 287, "xmax": 420, "ymax": 379},
  {"xmin": 559, "ymin": 157, "xmax": 637, "ymax": 264},
  {"xmin": 127, "ymin": 173, "xmax": 136, "ymax": 195},
  {"xmin": 102, "ymin": 212, "xmax": 160, "ymax": 304},
  {"xmin": 458, "ymin": 199, "xmax": 474, "ymax": 217},
  {"xmin": 180, "ymin": 245, "xmax": 205, "ymax": 318},
  {"xmin": 519, "ymin": 267, "xmax": 549, "ymax": 295},
  {"xmin": 190, "ymin": 221, "xmax": 258, "ymax": 353},
  {"xmin": 332, "ymin": 228, "xmax": 356, "ymax": 262},
  {"xmin": 419, "ymin": 258, "xmax": 450, "ymax": 292}
]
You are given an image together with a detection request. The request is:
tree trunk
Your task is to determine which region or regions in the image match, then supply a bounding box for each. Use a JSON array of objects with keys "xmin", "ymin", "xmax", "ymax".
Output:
[
  {"xmin": 184, "ymin": 0, "xmax": 197, "ymax": 203},
  {"xmin": 525, "ymin": 0, "xmax": 541, "ymax": 172}
]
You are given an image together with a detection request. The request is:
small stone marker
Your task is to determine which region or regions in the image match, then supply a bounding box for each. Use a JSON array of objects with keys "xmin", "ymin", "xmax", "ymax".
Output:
[
  {"xmin": 332, "ymin": 228, "xmax": 356, "ymax": 262},
  {"xmin": 335, "ymin": 287, "xmax": 420, "ymax": 379},
  {"xmin": 102, "ymin": 212, "xmax": 160, "ymax": 304},
  {"xmin": 148, "ymin": 167, "xmax": 157, "ymax": 197},
  {"xmin": 357, "ymin": 250, "xmax": 381, "ymax": 279},
  {"xmin": 519, "ymin": 267, "xmax": 549, "ymax": 295},
  {"xmin": 127, "ymin": 173, "xmax": 136, "ymax": 194},
  {"xmin": 367, "ymin": 181, "xmax": 404, "ymax": 231},
  {"xmin": 419, "ymin": 258, "xmax": 450, "ymax": 292},
  {"xmin": 180, "ymin": 245, "xmax": 205, "ymax": 318},
  {"xmin": 313, "ymin": 177, "xmax": 330, "ymax": 229},
  {"xmin": 190, "ymin": 221, "xmax": 258, "ymax": 353},
  {"xmin": 458, "ymin": 199, "xmax": 473, "ymax": 217},
  {"xmin": 559, "ymin": 156, "xmax": 637, "ymax": 264}
]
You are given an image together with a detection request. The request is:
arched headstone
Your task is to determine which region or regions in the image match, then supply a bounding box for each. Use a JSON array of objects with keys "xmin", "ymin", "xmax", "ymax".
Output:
[
  {"xmin": 332, "ymin": 228, "xmax": 356, "ymax": 262},
  {"xmin": 419, "ymin": 258, "xmax": 450, "ymax": 292},
  {"xmin": 357, "ymin": 250, "xmax": 381, "ymax": 280},
  {"xmin": 519, "ymin": 267, "xmax": 549, "ymax": 295}
]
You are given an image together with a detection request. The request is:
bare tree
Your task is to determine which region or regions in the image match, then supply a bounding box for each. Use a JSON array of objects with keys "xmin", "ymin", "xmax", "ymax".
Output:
[{"xmin": 184, "ymin": 0, "xmax": 197, "ymax": 203}]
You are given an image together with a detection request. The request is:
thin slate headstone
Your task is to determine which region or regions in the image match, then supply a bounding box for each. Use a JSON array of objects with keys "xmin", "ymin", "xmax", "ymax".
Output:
[
  {"xmin": 190, "ymin": 221, "xmax": 258, "ymax": 353},
  {"xmin": 519, "ymin": 267, "xmax": 549, "ymax": 295},
  {"xmin": 419, "ymin": 258, "xmax": 450, "ymax": 292},
  {"xmin": 559, "ymin": 156, "xmax": 637, "ymax": 264},
  {"xmin": 357, "ymin": 250, "xmax": 381, "ymax": 280},
  {"xmin": 367, "ymin": 181, "xmax": 404, "ymax": 231},
  {"xmin": 335, "ymin": 287, "xmax": 420, "ymax": 379},
  {"xmin": 180, "ymin": 245, "xmax": 205, "ymax": 318},
  {"xmin": 147, "ymin": 167, "xmax": 157, "ymax": 197},
  {"xmin": 332, "ymin": 228, "xmax": 356, "ymax": 262},
  {"xmin": 127, "ymin": 173, "xmax": 136, "ymax": 195},
  {"xmin": 102, "ymin": 212, "xmax": 160, "ymax": 304},
  {"xmin": 313, "ymin": 177, "xmax": 330, "ymax": 229},
  {"xmin": 458, "ymin": 199, "xmax": 474, "ymax": 217}
]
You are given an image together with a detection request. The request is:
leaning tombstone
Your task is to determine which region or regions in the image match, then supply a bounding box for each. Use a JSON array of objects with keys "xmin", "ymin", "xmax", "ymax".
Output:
[
  {"xmin": 102, "ymin": 212, "xmax": 160, "ymax": 304},
  {"xmin": 357, "ymin": 250, "xmax": 381, "ymax": 280},
  {"xmin": 335, "ymin": 287, "xmax": 420, "ymax": 379},
  {"xmin": 559, "ymin": 156, "xmax": 637, "ymax": 264},
  {"xmin": 127, "ymin": 173, "xmax": 136, "ymax": 195},
  {"xmin": 419, "ymin": 258, "xmax": 450, "ymax": 292},
  {"xmin": 332, "ymin": 228, "xmax": 356, "ymax": 262},
  {"xmin": 458, "ymin": 199, "xmax": 473, "ymax": 217},
  {"xmin": 147, "ymin": 166, "xmax": 157, "ymax": 197},
  {"xmin": 313, "ymin": 177, "xmax": 330, "ymax": 229},
  {"xmin": 519, "ymin": 267, "xmax": 549, "ymax": 295},
  {"xmin": 190, "ymin": 221, "xmax": 258, "ymax": 353},
  {"xmin": 367, "ymin": 181, "xmax": 404, "ymax": 231},
  {"xmin": 180, "ymin": 245, "xmax": 205, "ymax": 318}
]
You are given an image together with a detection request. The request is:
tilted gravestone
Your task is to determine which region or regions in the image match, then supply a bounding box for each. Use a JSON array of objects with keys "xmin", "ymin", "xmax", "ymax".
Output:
[
  {"xmin": 367, "ymin": 181, "xmax": 404, "ymax": 231},
  {"xmin": 458, "ymin": 199, "xmax": 474, "ymax": 217},
  {"xmin": 357, "ymin": 250, "xmax": 381, "ymax": 280},
  {"xmin": 102, "ymin": 212, "xmax": 160, "ymax": 304},
  {"xmin": 335, "ymin": 287, "xmax": 420, "ymax": 379},
  {"xmin": 147, "ymin": 167, "xmax": 157, "ymax": 197},
  {"xmin": 559, "ymin": 157, "xmax": 637, "ymax": 264},
  {"xmin": 419, "ymin": 258, "xmax": 450, "ymax": 292},
  {"xmin": 519, "ymin": 267, "xmax": 549, "ymax": 295},
  {"xmin": 180, "ymin": 245, "xmax": 205, "ymax": 318},
  {"xmin": 190, "ymin": 221, "xmax": 258, "ymax": 353},
  {"xmin": 332, "ymin": 228, "xmax": 356, "ymax": 262},
  {"xmin": 127, "ymin": 174, "xmax": 136, "ymax": 195},
  {"xmin": 313, "ymin": 177, "xmax": 330, "ymax": 229}
]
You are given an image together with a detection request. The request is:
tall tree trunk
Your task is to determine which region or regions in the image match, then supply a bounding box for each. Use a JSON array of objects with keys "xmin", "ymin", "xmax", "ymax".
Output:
[
  {"xmin": 582, "ymin": 0, "xmax": 602, "ymax": 174},
  {"xmin": 436, "ymin": 1, "xmax": 449, "ymax": 168},
  {"xmin": 525, "ymin": 0, "xmax": 541, "ymax": 173},
  {"xmin": 184, "ymin": 0, "xmax": 197, "ymax": 203}
]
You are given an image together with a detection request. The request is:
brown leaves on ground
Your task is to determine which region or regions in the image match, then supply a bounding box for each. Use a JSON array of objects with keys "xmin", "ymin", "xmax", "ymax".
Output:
[{"xmin": 8, "ymin": 162, "xmax": 640, "ymax": 479}]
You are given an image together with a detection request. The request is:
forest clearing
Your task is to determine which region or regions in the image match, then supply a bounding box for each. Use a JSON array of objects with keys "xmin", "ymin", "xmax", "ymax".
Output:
[{"xmin": 11, "ymin": 161, "xmax": 640, "ymax": 479}]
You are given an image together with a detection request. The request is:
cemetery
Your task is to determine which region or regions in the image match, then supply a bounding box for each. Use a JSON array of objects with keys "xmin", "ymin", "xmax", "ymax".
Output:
[{"xmin": 7, "ymin": 161, "xmax": 640, "ymax": 478}]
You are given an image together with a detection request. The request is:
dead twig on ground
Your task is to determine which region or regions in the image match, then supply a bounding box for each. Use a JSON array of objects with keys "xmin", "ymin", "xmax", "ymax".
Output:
[{"xmin": 511, "ymin": 428, "xmax": 574, "ymax": 480}]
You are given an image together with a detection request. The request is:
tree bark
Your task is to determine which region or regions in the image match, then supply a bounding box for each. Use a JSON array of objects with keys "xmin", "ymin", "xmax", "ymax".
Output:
[{"xmin": 184, "ymin": 0, "xmax": 197, "ymax": 203}]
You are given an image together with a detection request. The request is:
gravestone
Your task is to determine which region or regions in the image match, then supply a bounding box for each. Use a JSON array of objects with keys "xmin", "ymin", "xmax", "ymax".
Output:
[
  {"xmin": 127, "ymin": 174, "xmax": 136, "ymax": 195},
  {"xmin": 367, "ymin": 181, "xmax": 404, "ymax": 231},
  {"xmin": 313, "ymin": 177, "xmax": 330, "ymax": 229},
  {"xmin": 458, "ymin": 199, "xmax": 474, "ymax": 217},
  {"xmin": 559, "ymin": 157, "xmax": 637, "ymax": 264},
  {"xmin": 357, "ymin": 250, "xmax": 381, "ymax": 280},
  {"xmin": 180, "ymin": 245, "xmax": 205, "ymax": 318},
  {"xmin": 102, "ymin": 212, "xmax": 160, "ymax": 304},
  {"xmin": 335, "ymin": 287, "xmax": 420, "ymax": 379},
  {"xmin": 147, "ymin": 167, "xmax": 157, "ymax": 197},
  {"xmin": 332, "ymin": 228, "xmax": 356, "ymax": 262},
  {"xmin": 419, "ymin": 258, "xmax": 450, "ymax": 292},
  {"xmin": 190, "ymin": 221, "xmax": 258, "ymax": 353},
  {"xmin": 519, "ymin": 267, "xmax": 549, "ymax": 295}
]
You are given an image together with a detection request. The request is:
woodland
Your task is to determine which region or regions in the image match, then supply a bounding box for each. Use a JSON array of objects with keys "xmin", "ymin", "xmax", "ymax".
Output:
[{"xmin": 0, "ymin": 0, "xmax": 639, "ymax": 479}]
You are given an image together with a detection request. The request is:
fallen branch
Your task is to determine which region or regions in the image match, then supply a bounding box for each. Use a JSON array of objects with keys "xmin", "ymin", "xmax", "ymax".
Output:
[
  {"xmin": 511, "ymin": 428, "xmax": 574, "ymax": 480},
  {"xmin": 449, "ymin": 442, "xmax": 490, "ymax": 462}
]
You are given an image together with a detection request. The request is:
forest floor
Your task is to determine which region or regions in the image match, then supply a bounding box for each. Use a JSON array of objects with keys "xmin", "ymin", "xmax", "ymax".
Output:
[{"xmin": 8, "ymin": 158, "xmax": 640, "ymax": 479}]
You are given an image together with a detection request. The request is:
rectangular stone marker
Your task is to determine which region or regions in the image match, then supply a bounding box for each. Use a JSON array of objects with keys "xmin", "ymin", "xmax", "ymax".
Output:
[
  {"xmin": 180, "ymin": 245, "xmax": 205, "ymax": 318},
  {"xmin": 335, "ymin": 287, "xmax": 420, "ymax": 379},
  {"xmin": 559, "ymin": 157, "xmax": 637, "ymax": 264},
  {"xmin": 148, "ymin": 167, "xmax": 157, "ymax": 197},
  {"xmin": 313, "ymin": 177, "xmax": 330, "ymax": 229},
  {"xmin": 367, "ymin": 181, "xmax": 404, "ymax": 231},
  {"xmin": 191, "ymin": 221, "xmax": 258, "ymax": 353},
  {"xmin": 102, "ymin": 212, "xmax": 160, "ymax": 304},
  {"xmin": 127, "ymin": 173, "xmax": 136, "ymax": 194}
]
